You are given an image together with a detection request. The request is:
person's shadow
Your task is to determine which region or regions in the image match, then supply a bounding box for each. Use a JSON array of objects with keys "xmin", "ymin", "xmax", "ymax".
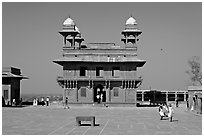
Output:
[
  {"xmin": 171, "ymin": 119, "xmax": 179, "ymax": 122},
  {"xmin": 161, "ymin": 117, "xmax": 179, "ymax": 122}
]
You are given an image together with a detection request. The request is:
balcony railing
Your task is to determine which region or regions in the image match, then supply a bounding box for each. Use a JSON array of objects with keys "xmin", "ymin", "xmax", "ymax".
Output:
[{"xmin": 57, "ymin": 76, "xmax": 142, "ymax": 81}]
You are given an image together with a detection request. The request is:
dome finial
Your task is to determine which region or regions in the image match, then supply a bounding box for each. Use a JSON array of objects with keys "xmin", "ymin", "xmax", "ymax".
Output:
[
  {"xmin": 126, "ymin": 16, "xmax": 137, "ymax": 25},
  {"xmin": 63, "ymin": 16, "xmax": 75, "ymax": 26}
]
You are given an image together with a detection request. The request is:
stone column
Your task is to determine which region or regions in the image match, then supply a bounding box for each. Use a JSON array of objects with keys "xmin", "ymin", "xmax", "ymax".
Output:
[
  {"xmin": 124, "ymin": 88, "xmax": 126, "ymax": 103},
  {"xmin": 175, "ymin": 92, "xmax": 178, "ymax": 101},
  {"xmin": 184, "ymin": 93, "xmax": 186, "ymax": 101},
  {"xmin": 79, "ymin": 42, "xmax": 81, "ymax": 49},
  {"xmin": 166, "ymin": 92, "xmax": 168, "ymax": 102},
  {"xmin": 142, "ymin": 91, "xmax": 144, "ymax": 102},
  {"xmin": 109, "ymin": 81, "xmax": 111, "ymax": 102},
  {"xmin": 72, "ymin": 35, "xmax": 75, "ymax": 48},
  {"xmin": 133, "ymin": 81, "xmax": 135, "ymax": 89},
  {"xmin": 76, "ymin": 80, "xmax": 78, "ymax": 102},
  {"xmin": 105, "ymin": 86, "xmax": 109, "ymax": 103},
  {"xmin": 67, "ymin": 80, "xmax": 69, "ymax": 89},
  {"xmin": 135, "ymin": 90, "xmax": 137, "ymax": 107},
  {"xmin": 70, "ymin": 80, "xmax": 72, "ymax": 89},
  {"xmin": 125, "ymin": 34, "xmax": 127, "ymax": 46},
  {"xmin": 90, "ymin": 87, "xmax": 94, "ymax": 103},
  {"xmin": 64, "ymin": 36, "xmax": 67, "ymax": 47},
  {"xmin": 108, "ymin": 88, "xmax": 111, "ymax": 102},
  {"xmin": 63, "ymin": 80, "xmax": 66, "ymax": 105}
]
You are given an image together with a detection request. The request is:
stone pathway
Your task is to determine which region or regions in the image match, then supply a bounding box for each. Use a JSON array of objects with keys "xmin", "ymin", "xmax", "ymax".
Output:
[{"xmin": 2, "ymin": 104, "xmax": 202, "ymax": 135}]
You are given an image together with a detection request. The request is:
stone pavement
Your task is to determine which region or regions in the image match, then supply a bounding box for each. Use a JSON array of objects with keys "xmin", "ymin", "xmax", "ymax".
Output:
[{"xmin": 2, "ymin": 104, "xmax": 202, "ymax": 135}]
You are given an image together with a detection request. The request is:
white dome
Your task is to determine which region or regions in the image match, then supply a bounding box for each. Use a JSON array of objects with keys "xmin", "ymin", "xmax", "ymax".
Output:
[
  {"xmin": 63, "ymin": 17, "xmax": 75, "ymax": 26},
  {"xmin": 126, "ymin": 16, "xmax": 137, "ymax": 25}
]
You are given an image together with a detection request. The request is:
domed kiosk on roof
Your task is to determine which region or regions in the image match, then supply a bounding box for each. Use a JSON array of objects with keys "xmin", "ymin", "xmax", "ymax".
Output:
[
  {"xmin": 63, "ymin": 17, "xmax": 75, "ymax": 26},
  {"xmin": 59, "ymin": 16, "xmax": 82, "ymax": 48},
  {"xmin": 121, "ymin": 16, "xmax": 142, "ymax": 48},
  {"xmin": 126, "ymin": 16, "xmax": 137, "ymax": 25}
]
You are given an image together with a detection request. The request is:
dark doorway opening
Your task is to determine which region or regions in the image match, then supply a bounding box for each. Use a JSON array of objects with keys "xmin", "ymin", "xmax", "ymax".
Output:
[{"xmin": 94, "ymin": 84, "xmax": 106, "ymax": 103}]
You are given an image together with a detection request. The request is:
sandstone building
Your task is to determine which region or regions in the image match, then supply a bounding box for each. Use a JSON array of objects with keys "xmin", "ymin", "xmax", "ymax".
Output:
[
  {"xmin": 53, "ymin": 16, "xmax": 146, "ymax": 104},
  {"xmin": 2, "ymin": 67, "xmax": 27, "ymax": 106}
]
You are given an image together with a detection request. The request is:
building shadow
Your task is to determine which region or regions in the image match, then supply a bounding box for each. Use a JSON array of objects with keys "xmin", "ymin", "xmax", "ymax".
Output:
[
  {"xmin": 78, "ymin": 123, "xmax": 100, "ymax": 127},
  {"xmin": 2, "ymin": 105, "xmax": 28, "ymax": 108},
  {"xmin": 160, "ymin": 118, "xmax": 179, "ymax": 122},
  {"xmin": 161, "ymin": 118, "xmax": 169, "ymax": 120},
  {"xmin": 138, "ymin": 104, "xmax": 159, "ymax": 107}
]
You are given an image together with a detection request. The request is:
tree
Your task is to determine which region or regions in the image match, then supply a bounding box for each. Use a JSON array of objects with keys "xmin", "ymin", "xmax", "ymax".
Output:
[{"xmin": 186, "ymin": 56, "xmax": 202, "ymax": 86}]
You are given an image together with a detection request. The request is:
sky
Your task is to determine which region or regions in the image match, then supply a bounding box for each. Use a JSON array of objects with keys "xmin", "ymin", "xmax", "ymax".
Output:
[{"xmin": 2, "ymin": 2, "xmax": 202, "ymax": 95}]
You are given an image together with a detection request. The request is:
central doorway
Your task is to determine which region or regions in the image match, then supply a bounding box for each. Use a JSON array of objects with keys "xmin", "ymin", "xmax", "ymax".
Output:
[{"xmin": 94, "ymin": 84, "xmax": 106, "ymax": 103}]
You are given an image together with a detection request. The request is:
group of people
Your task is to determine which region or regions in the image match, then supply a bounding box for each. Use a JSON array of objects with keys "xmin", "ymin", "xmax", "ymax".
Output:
[
  {"xmin": 96, "ymin": 88, "xmax": 105, "ymax": 104},
  {"xmin": 96, "ymin": 93, "xmax": 103, "ymax": 104},
  {"xmin": 158, "ymin": 103, "xmax": 174, "ymax": 122},
  {"xmin": 33, "ymin": 97, "xmax": 49, "ymax": 107}
]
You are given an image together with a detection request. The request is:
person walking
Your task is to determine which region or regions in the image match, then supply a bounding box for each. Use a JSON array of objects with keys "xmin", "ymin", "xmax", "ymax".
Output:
[
  {"xmin": 33, "ymin": 98, "xmax": 38, "ymax": 107},
  {"xmin": 163, "ymin": 103, "xmax": 168, "ymax": 117},
  {"xmin": 33, "ymin": 98, "xmax": 36, "ymax": 107},
  {"xmin": 96, "ymin": 94, "xmax": 100, "ymax": 104},
  {"xmin": 41, "ymin": 97, "xmax": 45, "ymax": 106},
  {"xmin": 36, "ymin": 98, "xmax": 38, "ymax": 106},
  {"xmin": 175, "ymin": 98, "xmax": 179, "ymax": 107},
  {"xmin": 64, "ymin": 97, "xmax": 69, "ymax": 109},
  {"xmin": 168, "ymin": 103, "xmax": 174, "ymax": 122},
  {"xmin": 101, "ymin": 93, "xmax": 103, "ymax": 102},
  {"xmin": 186, "ymin": 98, "xmax": 189, "ymax": 109},
  {"xmin": 46, "ymin": 97, "xmax": 49, "ymax": 106},
  {"xmin": 12, "ymin": 99, "xmax": 16, "ymax": 106},
  {"xmin": 158, "ymin": 104, "xmax": 165, "ymax": 120},
  {"xmin": 191, "ymin": 96, "xmax": 195, "ymax": 111},
  {"xmin": 35, "ymin": 98, "xmax": 38, "ymax": 105}
]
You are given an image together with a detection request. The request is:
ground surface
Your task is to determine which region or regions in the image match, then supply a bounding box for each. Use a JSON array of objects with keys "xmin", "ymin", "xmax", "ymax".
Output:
[{"xmin": 2, "ymin": 104, "xmax": 202, "ymax": 135}]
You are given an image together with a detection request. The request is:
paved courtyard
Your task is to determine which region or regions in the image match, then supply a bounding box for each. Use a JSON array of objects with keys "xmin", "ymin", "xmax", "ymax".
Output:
[{"xmin": 2, "ymin": 104, "xmax": 202, "ymax": 135}]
